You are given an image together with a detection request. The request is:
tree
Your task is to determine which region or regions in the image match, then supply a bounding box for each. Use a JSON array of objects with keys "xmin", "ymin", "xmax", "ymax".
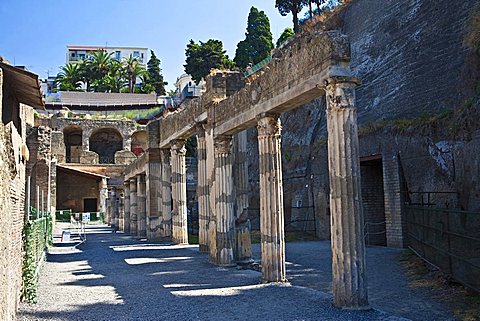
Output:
[
  {"xmin": 123, "ymin": 55, "xmax": 146, "ymax": 93},
  {"xmin": 55, "ymin": 63, "xmax": 82, "ymax": 91},
  {"xmin": 276, "ymin": 27, "xmax": 295, "ymax": 47},
  {"xmin": 275, "ymin": 0, "xmax": 305, "ymax": 33},
  {"xmin": 234, "ymin": 7, "xmax": 273, "ymax": 69},
  {"xmin": 104, "ymin": 59, "xmax": 127, "ymax": 93},
  {"xmin": 146, "ymin": 50, "xmax": 167, "ymax": 95},
  {"xmin": 184, "ymin": 39, "xmax": 234, "ymax": 84}
]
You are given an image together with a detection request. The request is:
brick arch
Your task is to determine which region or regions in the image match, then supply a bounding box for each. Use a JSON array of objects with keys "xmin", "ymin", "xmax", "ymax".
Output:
[
  {"xmin": 89, "ymin": 127, "xmax": 123, "ymax": 164},
  {"xmin": 63, "ymin": 125, "xmax": 83, "ymax": 163}
]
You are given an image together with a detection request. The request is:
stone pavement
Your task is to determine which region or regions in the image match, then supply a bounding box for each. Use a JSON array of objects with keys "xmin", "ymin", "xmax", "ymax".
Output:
[{"xmin": 18, "ymin": 224, "xmax": 451, "ymax": 321}]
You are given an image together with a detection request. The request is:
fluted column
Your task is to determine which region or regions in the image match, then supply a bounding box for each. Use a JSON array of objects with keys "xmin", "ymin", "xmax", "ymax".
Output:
[
  {"xmin": 196, "ymin": 124, "xmax": 209, "ymax": 253},
  {"xmin": 146, "ymin": 157, "xmax": 162, "ymax": 240},
  {"xmin": 137, "ymin": 174, "xmax": 147, "ymax": 238},
  {"xmin": 171, "ymin": 140, "xmax": 188, "ymax": 244},
  {"xmin": 326, "ymin": 76, "xmax": 368, "ymax": 309},
  {"xmin": 111, "ymin": 188, "xmax": 118, "ymax": 229},
  {"xmin": 160, "ymin": 149, "xmax": 172, "ymax": 238},
  {"xmin": 257, "ymin": 113, "xmax": 286, "ymax": 283},
  {"xmin": 214, "ymin": 135, "xmax": 235, "ymax": 266},
  {"xmin": 123, "ymin": 182, "xmax": 130, "ymax": 233},
  {"xmin": 129, "ymin": 178, "xmax": 138, "ymax": 235},
  {"xmin": 205, "ymin": 125, "xmax": 217, "ymax": 263},
  {"xmin": 233, "ymin": 131, "xmax": 252, "ymax": 264}
]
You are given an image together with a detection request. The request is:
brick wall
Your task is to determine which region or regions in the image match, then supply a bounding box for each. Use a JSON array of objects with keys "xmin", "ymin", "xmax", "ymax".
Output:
[
  {"xmin": 0, "ymin": 68, "xmax": 28, "ymax": 321},
  {"xmin": 382, "ymin": 154, "xmax": 405, "ymax": 248}
]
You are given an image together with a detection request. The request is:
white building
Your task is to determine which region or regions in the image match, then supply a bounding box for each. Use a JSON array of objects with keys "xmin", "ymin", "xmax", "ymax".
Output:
[{"xmin": 66, "ymin": 46, "xmax": 149, "ymax": 66}]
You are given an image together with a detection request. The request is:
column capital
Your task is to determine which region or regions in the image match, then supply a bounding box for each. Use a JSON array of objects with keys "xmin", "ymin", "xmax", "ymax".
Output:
[
  {"xmin": 171, "ymin": 139, "xmax": 187, "ymax": 155},
  {"xmin": 196, "ymin": 123, "xmax": 206, "ymax": 137},
  {"xmin": 324, "ymin": 76, "xmax": 360, "ymax": 112},
  {"xmin": 256, "ymin": 113, "xmax": 281, "ymax": 137},
  {"xmin": 136, "ymin": 173, "xmax": 146, "ymax": 183},
  {"xmin": 214, "ymin": 135, "xmax": 232, "ymax": 155}
]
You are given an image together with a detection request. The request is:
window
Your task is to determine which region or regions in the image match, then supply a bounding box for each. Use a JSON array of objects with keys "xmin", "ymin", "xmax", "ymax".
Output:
[
  {"xmin": 133, "ymin": 51, "xmax": 140, "ymax": 57},
  {"xmin": 115, "ymin": 51, "xmax": 121, "ymax": 60},
  {"xmin": 296, "ymin": 199, "xmax": 303, "ymax": 208},
  {"xmin": 79, "ymin": 54, "xmax": 85, "ymax": 60}
]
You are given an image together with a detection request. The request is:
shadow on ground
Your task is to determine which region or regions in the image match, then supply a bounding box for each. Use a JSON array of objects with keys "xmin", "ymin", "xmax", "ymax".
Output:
[{"xmin": 18, "ymin": 225, "xmax": 451, "ymax": 321}]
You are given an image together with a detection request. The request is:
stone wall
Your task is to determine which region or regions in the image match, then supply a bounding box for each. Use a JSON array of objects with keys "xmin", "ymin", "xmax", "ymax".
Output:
[
  {"xmin": 0, "ymin": 69, "xmax": 29, "ymax": 321},
  {"xmin": 241, "ymin": 0, "xmax": 479, "ymax": 245}
]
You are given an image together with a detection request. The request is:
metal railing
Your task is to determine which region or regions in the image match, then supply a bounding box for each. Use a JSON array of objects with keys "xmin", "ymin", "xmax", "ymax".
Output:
[
  {"xmin": 364, "ymin": 220, "xmax": 386, "ymax": 246},
  {"xmin": 405, "ymin": 205, "xmax": 480, "ymax": 293},
  {"xmin": 244, "ymin": 56, "xmax": 273, "ymax": 78}
]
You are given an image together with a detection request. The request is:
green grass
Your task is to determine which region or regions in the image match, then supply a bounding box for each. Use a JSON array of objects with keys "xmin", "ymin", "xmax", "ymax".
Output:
[
  {"xmin": 399, "ymin": 249, "xmax": 480, "ymax": 321},
  {"xmin": 188, "ymin": 234, "xmax": 199, "ymax": 244}
]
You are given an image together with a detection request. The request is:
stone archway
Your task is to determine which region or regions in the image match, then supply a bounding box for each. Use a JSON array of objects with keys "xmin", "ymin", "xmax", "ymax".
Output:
[
  {"xmin": 63, "ymin": 125, "xmax": 82, "ymax": 163},
  {"xmin": 89, "ymin": 128, "xmax": 123, "ymax": 164}
]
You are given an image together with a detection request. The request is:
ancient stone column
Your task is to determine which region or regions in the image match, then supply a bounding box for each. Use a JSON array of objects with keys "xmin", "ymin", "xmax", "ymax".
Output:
[
  {"xmin": 325, "ymin": 76, "xmax": 368, "ymax": 309},
  {"xmin": 123, "ymin": 181, "xmax": 131, "ymax": 233},
  {"xmin": 129, "ymin": 177, "xmax": 138, "ymax": 235},
  {"xmin": 137, "ymin": 174, "xmax": 147, "ymax": 238},
  {"xmin": 111, "ymin": 188, "xmax": 118, "ymax": 229},
  {"xmin": 214, "ymin": 135, "xmax": 235, "ymax": 266},
  {"xmin": 170, "ymin": 140, "xmax": 188, "ymax": 244},
  {"xmin": 160, "ymin": 149, "xmax": 172, "ymax": 238},
  {"xmin": 233, "ymin": 130, "xmax": 253, "ymax": 264},
  {"xmin": 205, "ymin": 125, "xmax": 217, "ymax": 263},
  {"xmin": 118, "ymin": 188, "xmax": 124, "ymax": 232},
  {"xmin": 146, "ymin": 157, "xmax": 162, "ymax": 240},
  {"xmin": 196, "ymin": 124, "xmax": 209, "ymax": 253},
  {"xmin": 257, "ymin": 113, "xmax": 286, "ymax": 283}
]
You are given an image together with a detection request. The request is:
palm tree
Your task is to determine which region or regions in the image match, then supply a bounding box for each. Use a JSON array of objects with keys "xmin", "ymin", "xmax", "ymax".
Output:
[
  {"xmin": 123, "ymin": 55, "xmax": 146, "ymax": 93},
  {"xmin": 78, "ymin": 58, "xmax": 95, "ymax": 91},
  {"xmin": 105, "ymin": 60, "xmax": 127, "ymax": 93},
  {"xmin": 90, "ymin": 50, "xmax": 113, "ymax": 79},
  {"xmin": 55, "ymin": 63, "xmax": 82, "ymax": 91}
]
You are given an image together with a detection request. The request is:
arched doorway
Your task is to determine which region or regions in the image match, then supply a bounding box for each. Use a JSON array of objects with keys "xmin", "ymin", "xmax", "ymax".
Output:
[
  {"xmin": 63, "ymin": 125, "xmax": 83, "ymax": 163},
  {"xmin": 89, "ymin": 128, "xmax": 123, "ymax": 164},
  {"xmin": 131, "ymin": 130, "xmax": 147, "ymax": 156}
]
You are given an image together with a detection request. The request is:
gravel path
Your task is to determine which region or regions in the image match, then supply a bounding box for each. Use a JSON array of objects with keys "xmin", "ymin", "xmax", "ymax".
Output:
[
  {"xmin": 252, "ymin": 242, "xmax": 455, "ymax": 321},
  {"xmin": 18, "ymin": 224, "xmax": 441, "ymax": 321}
]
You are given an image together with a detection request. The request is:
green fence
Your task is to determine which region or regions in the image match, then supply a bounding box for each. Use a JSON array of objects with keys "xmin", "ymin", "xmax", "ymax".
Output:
[
  {"xmin": 244, "ymin": 56, "xmax": 272, "ymax": 78},
  {"xmin": 56, "ymin": 210, "xmax": 105, "ymax": 223},
  {"xmin": 22, "ymin": 215, "xmax": 52, "ymax": 303},
  {"xmin": 405, "ymin": 206, "xmax": 480, "ymax": 293}
]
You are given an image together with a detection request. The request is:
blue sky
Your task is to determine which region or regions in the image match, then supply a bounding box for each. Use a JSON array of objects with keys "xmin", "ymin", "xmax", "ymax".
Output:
[{"xmin": 0, "ymin": 0, "xmax": 301, "ymax": 91}]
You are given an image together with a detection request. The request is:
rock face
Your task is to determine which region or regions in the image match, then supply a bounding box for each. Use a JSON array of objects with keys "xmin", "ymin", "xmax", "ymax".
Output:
[{"xmin": 246, "ymin": 0, "xmax": 480, "ymax": 241}]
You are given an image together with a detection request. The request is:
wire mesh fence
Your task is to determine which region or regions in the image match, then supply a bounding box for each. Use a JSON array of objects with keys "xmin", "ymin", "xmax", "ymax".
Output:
[
  {"xmin": 405, "ymin": 205, "xmax": 480, "ymax": 293},
  {"xmin": 22, "ymin": 211, "xmax": 53, "ymax": 303}
]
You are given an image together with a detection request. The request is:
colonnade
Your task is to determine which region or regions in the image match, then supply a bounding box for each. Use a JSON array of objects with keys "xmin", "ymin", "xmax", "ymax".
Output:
[{"xmin": 119, "ymin": 76, "xmax": 367, "ymax": 309}]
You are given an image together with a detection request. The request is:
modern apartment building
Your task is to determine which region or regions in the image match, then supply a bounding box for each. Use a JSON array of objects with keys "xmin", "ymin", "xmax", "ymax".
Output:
[{"xmin": 66, "ymin": 46, "xmax": 149, "ymax": 65}]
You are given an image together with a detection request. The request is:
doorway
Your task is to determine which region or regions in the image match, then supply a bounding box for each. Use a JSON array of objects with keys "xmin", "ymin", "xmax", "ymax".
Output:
[
  {"xmin": 360, "ymin": 156, "xmax": 387, "ymax": 246},
  {"xmin": 83, "ymin": 198, "xmax": 97, "ymax": 212}
]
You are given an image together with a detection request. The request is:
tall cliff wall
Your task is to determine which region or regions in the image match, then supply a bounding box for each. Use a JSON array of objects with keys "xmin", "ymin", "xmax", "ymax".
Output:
[{"xmin": 245, "ymin": 0, "xmax": 480, "ymax": 239}]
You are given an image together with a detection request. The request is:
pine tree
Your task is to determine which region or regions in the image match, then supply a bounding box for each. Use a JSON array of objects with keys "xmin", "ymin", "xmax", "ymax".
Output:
[
  {"xmin": 184, "ymin": 39, "xmax": 234, "ymax": 84},
  {"xmin": 146, "ymin": 50, "xmax": 167, "ymax": 95},
  {"xmin": 234, "ymin": 7, "xmax": 274, "ymax": 69},
  {"xmin": 275, "ymin": 0, "xmax": 305, "ymax": 33},
  {"xmin": 276, "ymin": 27, "xmax": 295, "ymax": 47}
]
